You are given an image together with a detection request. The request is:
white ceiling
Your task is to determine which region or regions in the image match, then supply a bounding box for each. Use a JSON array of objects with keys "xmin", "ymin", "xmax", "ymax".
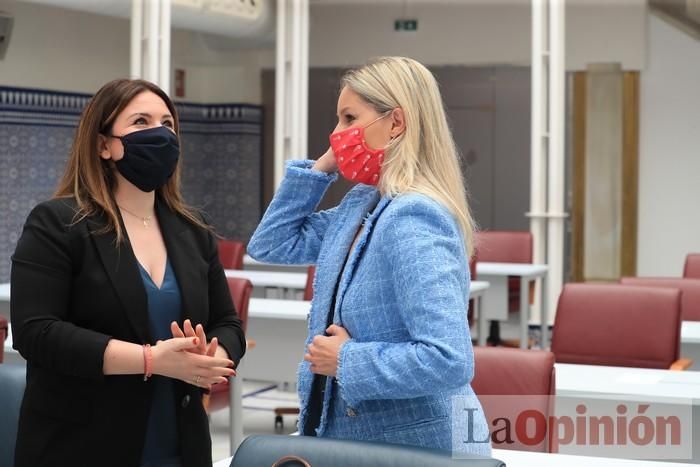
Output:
[
  {"xmin": 310, "ymin": 0, "xmax": 529, "ymax": 4},
  {"xmin": 16, "ymin": 0, "xmax": 274, "ymax": 40}
]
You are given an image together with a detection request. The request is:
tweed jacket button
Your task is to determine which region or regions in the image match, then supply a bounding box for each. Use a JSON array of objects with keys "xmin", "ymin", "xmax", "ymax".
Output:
[{"xmin": 181, "ymin": 394, "xmax": 191, "ymax": 408}]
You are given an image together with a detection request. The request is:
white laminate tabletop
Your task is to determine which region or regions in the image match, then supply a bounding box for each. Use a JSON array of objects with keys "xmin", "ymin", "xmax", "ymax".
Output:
[
  {"xmin": 555, "ymin": 363, "xmax": 700, "ymax": 401},
  {"xmin": 224, "ymin": 270, "xmax": 308, "ymax": 289},
  {"xmin": 469, "ymin": 280, "xmax": 489, "ymax": 296},
  {"xmin": 243, "ymin": 254, "xmax": 308, "ymax": 269},
  {"xmin": 246, "ymin": 282, "xmax": 489, "ymax": 321},
  {"xmin": 0, "ymin": 279, "xmax": 486, "ymax": 303},
  {"xmin": 682, "ymin": 321, "xmax": 700, "ymax": 344},
  {"xmin": 491, "ymin": 448, "xmax": 696, "ymax": 467},
  {"xmin": 476, "ymin": 262, "xmax": 548, "ymax": 278},
  {"xmin": 213, "ymin": 458, "xmax": 231, "ymax": 467},
  {"xmin": 249, "ymin": 298, "xmax": 311, "ymax": 320},
  {"xmin": 4, "ymin": 327, "xmax": 16, "ymax": 355}
]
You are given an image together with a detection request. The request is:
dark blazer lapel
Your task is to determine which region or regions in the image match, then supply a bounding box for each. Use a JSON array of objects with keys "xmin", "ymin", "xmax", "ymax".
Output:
[
  {"xmin": 155, "ymin": 199, "xmax": 207, "ymax": 327},
  {"xmin": 88, "ymin": 212, "xmax": 151, "ymax": 344}
]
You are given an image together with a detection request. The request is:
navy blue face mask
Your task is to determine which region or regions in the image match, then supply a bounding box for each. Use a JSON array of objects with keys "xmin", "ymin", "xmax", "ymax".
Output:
[{"xmin": 108, "ymin": 126, "xmax": 180, "ymax": 193}]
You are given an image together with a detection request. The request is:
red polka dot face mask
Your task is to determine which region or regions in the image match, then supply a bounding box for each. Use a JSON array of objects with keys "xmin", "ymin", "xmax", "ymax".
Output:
[{"xmin": 329, "ymin": 113, "xmax": 390, "ymax": 186}]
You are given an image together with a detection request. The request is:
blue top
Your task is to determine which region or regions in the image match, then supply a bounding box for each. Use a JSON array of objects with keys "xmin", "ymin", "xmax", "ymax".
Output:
[
  {"xmin": 247, "ymin": 160, "xmax": 491, "ymax": 456},
  {"xmin": 138, "ymin": 260, "xmax": 182, "ymax": 467}
]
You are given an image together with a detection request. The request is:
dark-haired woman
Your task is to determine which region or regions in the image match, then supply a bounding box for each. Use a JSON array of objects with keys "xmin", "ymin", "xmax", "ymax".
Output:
[{"xmin": 10, "ymin": 79, "xmax": 246, "ymax": 467}]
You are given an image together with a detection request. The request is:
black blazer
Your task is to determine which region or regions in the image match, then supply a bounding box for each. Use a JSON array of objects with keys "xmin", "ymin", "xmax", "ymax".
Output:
[{"xmin": 10, "ymin": 196, "xmax": 246, "ymax": 467}]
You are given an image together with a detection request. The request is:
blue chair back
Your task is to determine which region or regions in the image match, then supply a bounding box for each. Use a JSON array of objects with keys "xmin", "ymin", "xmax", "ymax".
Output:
[
  {"xmin": 0, "ymin": 364, "xmax": 26, "ymax": 467},
  {"xmin": 230, "ymin": 435, "xmax": 504, "ymax": 467}
]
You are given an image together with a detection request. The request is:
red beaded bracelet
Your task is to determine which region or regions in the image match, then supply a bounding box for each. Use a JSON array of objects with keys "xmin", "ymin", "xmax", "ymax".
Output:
[{"xmin": 143, "ymin": 344, "xmax": 153, "ymax": 381}]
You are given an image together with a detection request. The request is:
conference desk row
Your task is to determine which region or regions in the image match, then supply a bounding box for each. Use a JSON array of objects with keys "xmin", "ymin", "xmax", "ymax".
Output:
[
  {"xmin": 6, "ymin": 294, "xmax": 700, "ymax": 387},
  {"xmin": 0, "ymin": 259, "xmax": 553, "ymax": 350},
  {"xmin": 230, "ymin": 259, "xmax": 549, "ymax": 350},
  {"xmin": 3, "ymin": 290, "xmax": 700, "ymax": 372},
  {"xmin": 6, "ymin": 318, "xmax": 700, "ymax": 462}
]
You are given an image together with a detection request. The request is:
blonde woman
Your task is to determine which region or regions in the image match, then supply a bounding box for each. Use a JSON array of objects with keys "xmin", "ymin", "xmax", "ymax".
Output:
[{"xmin": 247, "ymin": 57, "xmax": 490, "ymax": 455}]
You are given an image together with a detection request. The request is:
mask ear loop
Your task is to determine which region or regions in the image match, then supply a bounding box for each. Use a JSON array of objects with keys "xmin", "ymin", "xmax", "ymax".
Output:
[
  {"xmin": 363, "ymin": 110, "xmax": 397, "ymax": 151},
  {"xmin": 363, "ymin": 112, "xmax": 389, "ymax": 130}
]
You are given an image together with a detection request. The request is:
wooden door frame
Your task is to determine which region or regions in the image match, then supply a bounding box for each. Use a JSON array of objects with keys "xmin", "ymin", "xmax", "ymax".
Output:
[{"xmin": 571, "ymin": 70, "xmax": 639, "ymax": 282}]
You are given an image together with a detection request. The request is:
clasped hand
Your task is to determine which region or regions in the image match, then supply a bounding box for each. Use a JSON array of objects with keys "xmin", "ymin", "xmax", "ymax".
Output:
[
  {"xmin": 303, "ymin": 324, "xmax": 351, "ymax": 377},
  {"xmin": 150, "ymin": 319, "xmax": 235, "ymax": 390}
]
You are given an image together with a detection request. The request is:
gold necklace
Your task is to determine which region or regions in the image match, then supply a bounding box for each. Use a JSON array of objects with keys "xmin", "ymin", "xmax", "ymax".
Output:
[{"xmin": 118, "ymin": 205, "xmax": 154, "ymax": 228}]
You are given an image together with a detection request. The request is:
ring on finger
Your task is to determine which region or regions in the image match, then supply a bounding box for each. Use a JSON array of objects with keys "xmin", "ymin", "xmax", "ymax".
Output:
[{"xmin": 195, "ymin": 375, "xmax": 201, "ymax": 385}]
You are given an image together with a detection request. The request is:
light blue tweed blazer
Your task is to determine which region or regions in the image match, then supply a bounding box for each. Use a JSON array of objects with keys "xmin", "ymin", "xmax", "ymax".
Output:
[{"xmin": 247, "ymin": 160, "xmax": 491, "ymax": 456}]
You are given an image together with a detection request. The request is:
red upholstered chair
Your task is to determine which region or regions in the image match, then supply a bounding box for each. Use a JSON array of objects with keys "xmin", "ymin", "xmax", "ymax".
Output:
[
  {"xmin": 474, "ymin": 231, "xmax": 533, "ymax": 265},
  {"xmin": 469, "ymin": 256, "xmax": 477, "ymax": 282},
  {"xmin": 472, "ymin": 346, "xmax": 556, "ymax": 452},
  {"xmin": 303, "ymin": 266, "xmax": 315, "ymax": 301},
  {"xmin": 218, "ymin": 239, "xmax": 246, "ymax": 270},
  {"xmin": 228, "ymin": 277, "xmax": 253, "ymax": 334},
  {"xmin": 551, "ymin": 283, "xmax": 691, "ymax": 370},
  {"xmin": 473, "ymin": 231, "xmax": 534, "ymax": 345},
  {"xmin": 207, "ymin": 277, "xmax": 254, "ymax": 412},
  {"xmin": 684, "ymin": 254, "xmax": 700, "ymax": 279},
  {"xmin": 0, "ymin": 317, "xmax": 7, "ymax": 363},
  {"xmin": 467, "ymin": 257, "xmax": 478, "ymax": 328},
  {"xmin": 620, "ymin": 277, "xmax": 700, "ymax": 321}
]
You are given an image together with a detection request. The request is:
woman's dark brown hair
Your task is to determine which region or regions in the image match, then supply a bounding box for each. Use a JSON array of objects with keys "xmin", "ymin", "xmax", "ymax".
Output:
[{"xmin": 54, "ymin": 78, "xmax": 208, "ymax": 242}]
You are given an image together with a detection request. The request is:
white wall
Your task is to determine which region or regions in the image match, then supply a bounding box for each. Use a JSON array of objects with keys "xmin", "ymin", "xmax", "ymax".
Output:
[
  {"xmin": 0, "ymin": 0, "xmax": 130, "ymax": 93},
  {"xmin": 0, "ymin": 0, "xmax": 270, "ymax": 103},
  {"xmin": 1, "ymin": 0, "xmax": 647, "ymax": 99},
  {"xmin": 309, "ymin": 0, "xmax": 647, "ymax": 70},
  {"xmin": 173, "ymin": 42, "xmax": 275, "ymax": 104},
  {"xmin": 566, "ymin": 0, "xmax": 647, "ymax": 71},
  {"xmin": 637, "ymin": 14, "xmax": 700, "ymax": 276}
]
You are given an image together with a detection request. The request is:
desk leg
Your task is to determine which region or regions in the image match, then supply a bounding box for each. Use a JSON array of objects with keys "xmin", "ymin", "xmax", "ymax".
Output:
[
  {"xmin": 229, "ymin": 373, "xmax": 244, "ymax": 455},
  {"xmin": 480, "ymin": 276, "xmax": 509, "ymax": 321},
  {"xmin": 477, "ymin": 296, "xmax": 487, "ymax": 347},
  {"xmin": 681, "ymin": 342, "xmax": 700, "ymax": 370},
  {"xmin": 540, "ymin": 274, "xmax": 549, "ymax": 350},
  {"xmin": 519, "ymin": 278, "xmax": 529, "ymax": 349}
]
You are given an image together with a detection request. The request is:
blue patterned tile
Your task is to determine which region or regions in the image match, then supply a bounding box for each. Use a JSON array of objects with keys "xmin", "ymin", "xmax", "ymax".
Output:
[{"xmin": 0, "ymin": 86, "xmax": 263, "ymax": 282}]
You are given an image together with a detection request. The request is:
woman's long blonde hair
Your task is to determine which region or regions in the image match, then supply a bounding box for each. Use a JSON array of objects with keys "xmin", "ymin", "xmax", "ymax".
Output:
[
  {"xmin": 54, "ymin": 79, "xmax": 208, "ymax": 243},
  {"xmin": 341, "ymin": 56, "xmax": 476, "ymax": 257}
]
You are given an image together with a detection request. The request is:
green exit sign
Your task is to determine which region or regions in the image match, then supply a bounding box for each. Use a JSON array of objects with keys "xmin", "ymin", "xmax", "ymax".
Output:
[{"xmin": 394, "ymin": 19, "xmax": 418, "ymax": 32}]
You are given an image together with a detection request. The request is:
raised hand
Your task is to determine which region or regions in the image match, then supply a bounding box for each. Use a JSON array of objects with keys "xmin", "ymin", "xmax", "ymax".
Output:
[{"xmin": 171, "ymin": 319, "xmax": 220, "ymax": 359}]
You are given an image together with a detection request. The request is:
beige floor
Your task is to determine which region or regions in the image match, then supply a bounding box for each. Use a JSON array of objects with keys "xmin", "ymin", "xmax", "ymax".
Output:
[{"xmin": 210, "ymin": 380, "xmax": 300, "ymax": 462}]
